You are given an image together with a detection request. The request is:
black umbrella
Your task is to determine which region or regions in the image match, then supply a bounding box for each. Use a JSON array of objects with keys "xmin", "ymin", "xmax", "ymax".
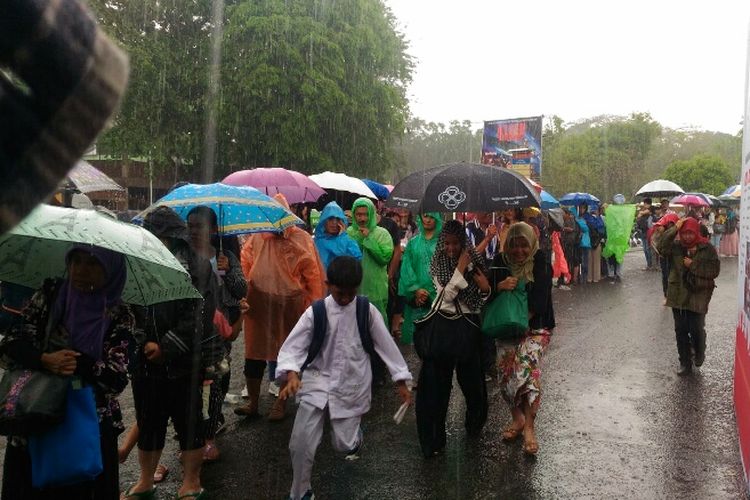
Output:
[{"xmin": 387, "ymin": 162, "xmax": 541, "ymax": 212}]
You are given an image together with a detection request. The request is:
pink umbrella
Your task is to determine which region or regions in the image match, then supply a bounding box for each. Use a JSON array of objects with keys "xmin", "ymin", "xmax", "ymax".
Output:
[
  {"xmin": 671, "ymin": 194, "xmax": 710, "ymax": 207},
  {"xmin": 222, "ymin": 167, "xmax": 325, "ymax": 204}
]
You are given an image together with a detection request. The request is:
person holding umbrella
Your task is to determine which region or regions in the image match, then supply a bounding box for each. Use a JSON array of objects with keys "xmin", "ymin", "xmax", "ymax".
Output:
[
  {"xmin": 1, "ymin": 245, "xmax": 135, "ymax": 499},
  {"xmin": 415, "ymin": 220, "xmax": 490, "ymax": 458}
]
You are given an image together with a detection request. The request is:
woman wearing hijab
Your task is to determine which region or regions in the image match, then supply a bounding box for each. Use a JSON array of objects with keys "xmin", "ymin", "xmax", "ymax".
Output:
[
  {"xmin": 0, "ymin": 245, "xmax": 135, "ymax": 499},
  {"xmin": 397, "ymin": 213, "xmax": 443, "ymax": 344},
  {"xmin": 657, "ymin": 218, "xmax": 720, "ymax": 375},
  {"xmin": 415, "ymin": 220, "xmax": 491, "ymax": 458},
  {"xmin": 491, "ymin": 222, "xmax": 555, "ymax": 456},
  {"xmin": 719, "ymin": 207, "xmax": 739, "ymax": 257},
  {"xmin": 313, "ymin": 201, "xmax": 362, "ymax": 271},
  {"xmin": 237, "ymin": 194, "xmax": 325, "ymax": 421}
]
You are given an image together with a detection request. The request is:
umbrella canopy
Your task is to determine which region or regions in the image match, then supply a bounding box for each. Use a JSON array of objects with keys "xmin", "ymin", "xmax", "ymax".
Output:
[
  {"xmin": 540, "ymin": 190, "xmax": 560, "ymax": 209},
  {"xmin": 133, "ymin": 183, "xmax": 302, "ymax": 235},
  {"xmin": 722, "ymin": 185, "xmax": 741, "ymax": 197},
  {"xmin": 635, "ymin": 179, "xmax": 684, "ymax": 198},
  {"xmin": 222, "ymin": 167, "xmax": 325, "ymax": 204},
  {"xmin": 0, "ymin": 205, "xmax": 201, "ymax": 306},
  {"xmin": 67, "ymin": 160, "xmax": 124, "ymax": 193},
  {"xmin": 558, "ymin": 192, "xmax": 600, "ymax": 206},
  {"xmin": 386, "ymin": 162, "xmax": 540, "ymax": 212},
  {"xmin": 526, "ymin": 178, "xmax": 543, "ymax": 194},
  {"xmin": 361, "ymin": 179, "xmax": 391, "ymax": 200},
  {"xmin": 671, "ymin": 193, "xmax": 710, "ymax": 207},
  {"xmin": 309, "ymin": 172, "xmax": 377, "ymax": 199},
  {"xmin": 546, "ymin": 207, "xmax": 565, "ymax": 231}
]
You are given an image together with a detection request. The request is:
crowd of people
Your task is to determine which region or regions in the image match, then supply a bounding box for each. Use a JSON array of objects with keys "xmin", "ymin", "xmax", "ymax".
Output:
[{"xmin": 0, "ymin": 189, "xmax": 732, "ymax": 499}]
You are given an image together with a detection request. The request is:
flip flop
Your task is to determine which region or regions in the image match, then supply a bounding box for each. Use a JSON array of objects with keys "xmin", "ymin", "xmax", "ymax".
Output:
[
  {"xmin": 175, "ymin": 489, "xmax": 205, "ymax": 499},
  {"xmin": 153, "ymin": 463, "xmax": 169, "ymax": 483},
  {"xmin": 121, "ymin": 486, "xmax": 156, "ymax": 499}
]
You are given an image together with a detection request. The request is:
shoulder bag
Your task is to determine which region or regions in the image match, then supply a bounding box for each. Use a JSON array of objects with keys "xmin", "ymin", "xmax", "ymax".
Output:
[
  {"xmin": 413, "ymin": 287, "xmax": 478, "ymax": 363},
  {"xmin": 481, "ymin": 278, "xmax": 529, "ymax": 339}
]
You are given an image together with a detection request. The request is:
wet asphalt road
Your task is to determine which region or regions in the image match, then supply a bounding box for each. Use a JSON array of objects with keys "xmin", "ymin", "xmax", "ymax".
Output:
[{"xmin": 3, "ymin": 250, "xmax": 746, "ymax": 499}]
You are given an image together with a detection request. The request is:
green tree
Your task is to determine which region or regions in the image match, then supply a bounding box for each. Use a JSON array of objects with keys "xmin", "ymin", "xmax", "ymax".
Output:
[
  {"xmin": 663, "ymin": 154, "xmax": 738, "ymax": 195},
  {"xmin": 218, "ymin": 0, "xmax": 412, "ymax": 178},
  {"xmin": 89, "ymin": 0, "xmax": 412, "ymax": 180}
]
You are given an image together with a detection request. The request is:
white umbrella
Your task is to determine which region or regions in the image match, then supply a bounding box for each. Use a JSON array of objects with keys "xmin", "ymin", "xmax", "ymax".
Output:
[
  {"xmin": 67, "ymin": 160, "xmax": 124, "ymax": 193},
  {"xmin": 635, "ymin": 179, "xmax": 684, "ymax": 197},
  {"xmin": 308, "ymin": 171, "xmax": 377, "ymax": 199}
]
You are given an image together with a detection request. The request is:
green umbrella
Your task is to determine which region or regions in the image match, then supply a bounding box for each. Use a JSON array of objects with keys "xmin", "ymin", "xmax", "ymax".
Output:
[{"xmin": 0, "ymin": 205, "xmax": 201, "ymax": 306}]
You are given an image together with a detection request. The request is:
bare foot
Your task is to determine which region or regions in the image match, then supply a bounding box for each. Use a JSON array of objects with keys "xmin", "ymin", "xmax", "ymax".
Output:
[{"xmin": 522, "ymin": 426, "xmax": 539, "ymax": 455}]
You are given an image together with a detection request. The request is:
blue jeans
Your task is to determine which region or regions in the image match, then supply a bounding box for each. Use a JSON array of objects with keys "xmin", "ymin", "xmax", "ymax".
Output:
[
  {"xmin": 643, "ymin": 242, "xmax": 653, "ymax": 268},
  {"xmin": 580, "ymin": 247, "xmax": 590, "ymax": 283}
]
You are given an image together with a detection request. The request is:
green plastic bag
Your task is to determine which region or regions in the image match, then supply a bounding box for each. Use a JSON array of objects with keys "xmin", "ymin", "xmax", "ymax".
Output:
[{"xmin": 481, "ymin": 280, "xmax": 528, "ymax": 339}]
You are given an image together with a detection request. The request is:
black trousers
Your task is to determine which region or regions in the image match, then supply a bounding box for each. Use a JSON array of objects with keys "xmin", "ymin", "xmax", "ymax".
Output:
[
  {"xmin": 415, "ymin": 328, "xmax": 488, "ymax": 457},
  {"xmin": 132, "ymin": 375, "xmax": 204, "ymax": 451},
  {"xmin": 2, "ymin": 422, "xmax": 119, "ymax": 500},
  {"xmin": 672, "ymin": 308, "xmax": 706, "ymax": 367}
]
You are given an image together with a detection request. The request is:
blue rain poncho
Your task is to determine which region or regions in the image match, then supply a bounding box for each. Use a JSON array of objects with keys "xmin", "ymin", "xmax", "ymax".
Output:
[{"xmin": 314, "ymin": 201, "xmax": 362, "ymax": 270}]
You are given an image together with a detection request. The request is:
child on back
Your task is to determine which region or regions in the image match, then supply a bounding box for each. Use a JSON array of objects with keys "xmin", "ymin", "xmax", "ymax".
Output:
[{"xmin": 276, "ymin": 256, "xmax": 413, "ymax": 500}]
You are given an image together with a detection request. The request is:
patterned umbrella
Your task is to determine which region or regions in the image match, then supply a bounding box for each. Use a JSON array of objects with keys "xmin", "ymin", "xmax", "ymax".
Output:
[
  {"xmin": 222, "ymin": 168, "xmax": 325, "ymax": 204},
  {"xmin": 132, "ymin": 183, "xmax": 302, "ymax": 235},
  {"xmin": 0, "ymin": 205, "xmax": 201, "ymax": 306},
  {"xmin": 386, "ymin": 162, "xmax": 540, "ymax": 212},
  {"xmin": 67, "ymin": 160, "xmax": 124, "ymax": 193}
]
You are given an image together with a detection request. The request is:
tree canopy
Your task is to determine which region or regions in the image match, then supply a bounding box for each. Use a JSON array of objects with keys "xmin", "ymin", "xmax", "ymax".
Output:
[
  {"xmin": 90, "ymin": 0, "xmax": 412, "ymax": 180},
  {"xmin": 663, "ymin": 154, "xmax": 738, "ymax": 195}
]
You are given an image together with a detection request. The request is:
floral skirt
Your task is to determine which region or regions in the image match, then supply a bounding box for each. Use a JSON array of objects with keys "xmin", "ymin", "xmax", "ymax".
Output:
[{"xmin": 498, "ymin": 329, "xmax": 552, "ymax": 408}]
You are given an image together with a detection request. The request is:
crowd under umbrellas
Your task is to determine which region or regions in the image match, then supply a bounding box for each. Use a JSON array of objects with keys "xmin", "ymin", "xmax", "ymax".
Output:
[{"xmin": 0, "ymin": 160, "xmax": 742, "ymax": 499}]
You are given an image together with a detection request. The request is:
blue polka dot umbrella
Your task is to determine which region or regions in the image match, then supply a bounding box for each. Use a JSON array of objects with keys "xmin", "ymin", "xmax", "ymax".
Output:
[{"xmin": 132, "ymin": 183, "xmax": 303, "ymax": 235}]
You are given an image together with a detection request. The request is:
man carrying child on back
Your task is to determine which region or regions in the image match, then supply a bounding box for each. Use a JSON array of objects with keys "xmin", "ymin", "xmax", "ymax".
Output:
[{"xmin": 275, "ymin": 256, "xmax": 413, "ymax": 500}]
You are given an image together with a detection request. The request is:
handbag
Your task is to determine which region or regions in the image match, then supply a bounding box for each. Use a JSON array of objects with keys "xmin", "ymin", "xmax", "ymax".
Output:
[
  {"xmin": 413, "ymin": 288, "xmax": 477, "ymax": 362},
  {"xmin": 0, "ymin": 368, "xmax": 69, "ymax": 436},
  {"xmin": 481, "ymin": 279, "xmax": 529, "ymax": 339},
  {"xmin": 27, "ymin": 380, "xmax": 103, "ymax": 488}
]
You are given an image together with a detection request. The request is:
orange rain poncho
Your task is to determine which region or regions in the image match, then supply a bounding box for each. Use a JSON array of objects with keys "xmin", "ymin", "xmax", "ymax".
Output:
[{"xmin": 240, "ymin": 195, "xmax": 325, "ymax": 361}]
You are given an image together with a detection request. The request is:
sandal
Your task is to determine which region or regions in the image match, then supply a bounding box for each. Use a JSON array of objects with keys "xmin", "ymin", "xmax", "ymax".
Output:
[
  {"xmin": 175, "ymin": 489, "xmax": 205, "ymax": 499},
  {"xmin": 121, "ymin": 486, "xmax": 156, "ymax": 499},
  {"xmin": 153, "ymin": 463, "xmax": 169, "ymax": 483},
  {"xmin": 501, "ymin": 425, "xmax": 524, "ymax": 441}
]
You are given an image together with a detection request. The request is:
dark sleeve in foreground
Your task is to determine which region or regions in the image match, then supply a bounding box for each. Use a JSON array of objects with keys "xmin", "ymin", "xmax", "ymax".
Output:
[{"xmin": 528, "ymin": 251, "xmax": 555, "ymax": 330}]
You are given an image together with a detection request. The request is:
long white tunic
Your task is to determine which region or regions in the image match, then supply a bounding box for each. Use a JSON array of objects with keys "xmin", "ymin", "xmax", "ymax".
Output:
[{"xmin": 276, "ymin": 295, "xmax": 412, "ymax": 419}]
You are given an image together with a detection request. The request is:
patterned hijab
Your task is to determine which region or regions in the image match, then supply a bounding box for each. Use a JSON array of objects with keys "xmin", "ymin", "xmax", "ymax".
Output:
[
  {"xmin": 429, "ymin": 220, "xmax": 486, "ymax": 311},
  {"xmin": 503, "ymin": 222, "xmax": 539, "ymax": 283}
]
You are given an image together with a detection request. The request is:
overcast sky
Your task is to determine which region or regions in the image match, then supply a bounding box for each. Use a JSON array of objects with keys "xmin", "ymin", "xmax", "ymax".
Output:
[{"xmin": 384, "ymin": 0, "xmax": 750, "ymax": 134}]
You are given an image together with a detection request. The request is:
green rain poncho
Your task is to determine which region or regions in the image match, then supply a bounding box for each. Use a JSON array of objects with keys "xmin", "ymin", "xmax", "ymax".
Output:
[
  {"xmin": 398, "ymin": 213, "xmax": 443, "ymax": 344},
  {"xmin": 602, "ymin": 204, "xmax": 637, "ymax": 264},
  {"xmin": 346, "ymin": 197, "xmax": 394, "ymax": 318}
]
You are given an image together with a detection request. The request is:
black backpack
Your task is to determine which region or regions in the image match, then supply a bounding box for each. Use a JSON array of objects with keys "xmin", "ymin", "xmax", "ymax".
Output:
[{"xmin": 301, "ymin": 296, "xmax": 375, "ymax": 372}]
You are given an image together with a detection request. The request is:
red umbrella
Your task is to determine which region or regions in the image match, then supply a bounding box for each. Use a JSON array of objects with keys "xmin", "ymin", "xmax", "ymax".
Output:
[
  {"xmin": 222, "ymin": 167, "xmax": 325, "ymax": 204},
  {"xmin": 671, "ymin": 194, "xmax": 710, "ymax": 207}
]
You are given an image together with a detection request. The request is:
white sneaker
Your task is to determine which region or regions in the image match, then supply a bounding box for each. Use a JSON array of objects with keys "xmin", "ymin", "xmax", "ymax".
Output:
[
  {"xmin": 268, "ymin": 381, "xmax": 280, "ymax": 397},
  {"xmin": 559, "ymin": 285, "xmax": 571, "ymax": 291}
]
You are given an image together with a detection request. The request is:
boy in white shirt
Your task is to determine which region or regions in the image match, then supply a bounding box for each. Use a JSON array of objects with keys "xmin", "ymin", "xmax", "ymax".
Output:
[{"xmin": 276, "ymin": 256, "xmax": 413, "ymax": 500}]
